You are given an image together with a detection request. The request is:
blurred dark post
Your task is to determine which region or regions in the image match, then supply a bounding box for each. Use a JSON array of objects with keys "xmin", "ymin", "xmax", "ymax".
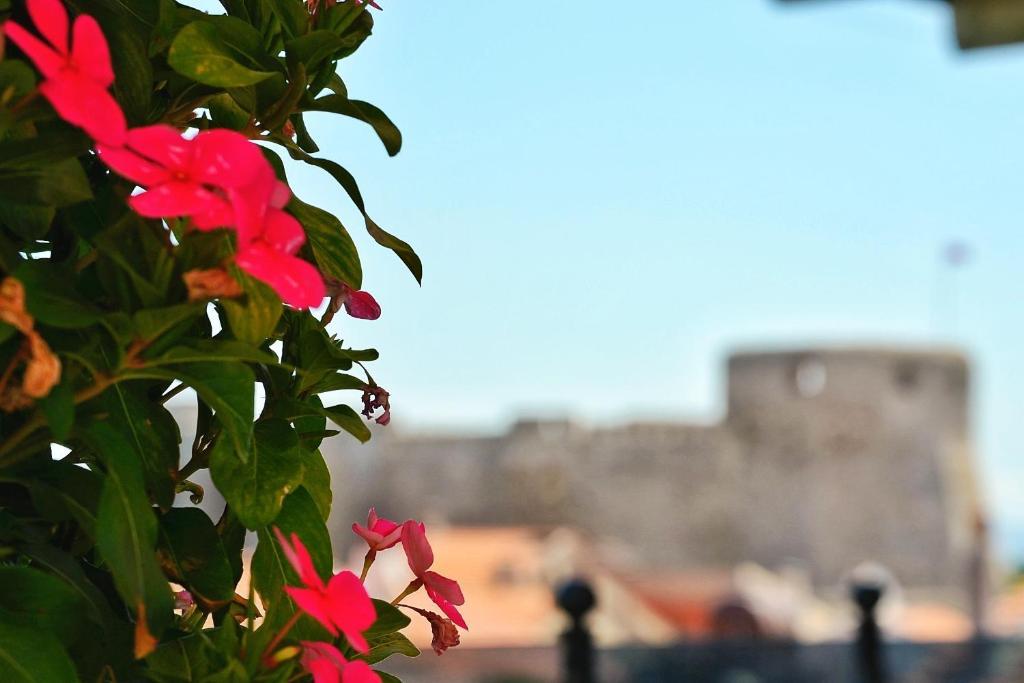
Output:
[
  {"xmin": 556, "ymin": 578, "xmax": 597, "ymax": 683},
  {"xmin": 852, "ymin": 581, "xmax": 889, "ymax": 683}
]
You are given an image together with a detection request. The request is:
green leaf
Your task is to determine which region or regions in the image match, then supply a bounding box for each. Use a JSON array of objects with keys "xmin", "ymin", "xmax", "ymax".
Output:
[
  {"xmin": 96, "ymin": 383, "xmax": 181, "ymax": 510},
  {"xmin": 358, "ymin": 631, "xmax": 420, "ymax": 665},
  {"xmin": 365, "ymin": 599, "xmax": 412, "ymax": 638},
  {"xmin": 270, "ymin": 398, "xmax": 371, "ymax": 444},
  {"xmin": 289, "ymin": 197, "xmax": 362, "ymax": 288},
  {"xmin": 19, "ymin": 543, "xmax": 118, "ymax": 633},
  {"xmin": 146, "ymin": 339, "xmax": 278, "ymax": 367},
  {"xmin": 299, "ymin": 449, "xmax": 331, "ymax": 520},
  {"xmin": 375, "ymin": 672, "xmax": 402, "ymax": 683},
  {"xmin": 38, "ymin": 380, "xmax": 74, "ymax": 442},
  {"xmin": 250, "ymin": 487, "xmax": 331, "ymax": 611},
  {"xmin": 0, "ymin": 158, "xmax": 92, "ymax": 207},
  {"xmin": 0, "ymin": 566, "xmax": 88, "ymax": 645},
  {"xmin": 133, "ymin": 303, "xmax": 207, "ymax": 344},
  {"xmin": 209, "ymin": 418, "xmax": 304, "ymax": 529},
  {"xmin": 0, "ymin": 622, "xmax": 77, "ymax": 683},
  {"xmin": 27, "ymin": 463, "xmax": 102, "ymax": 539},
  {"xmin": 125, "ymin": 362, "xmax": 254, "ymax": 463},
  {"xmin": 105, "ymin": 22, "xmax": 153, "ymax": 124},
  {"xmin": 0, "ymin": 130, "xmax": 91, "ymax": 170},
  {"xmin": 157, "ymin": 508, "xmax": 236, "ymax": 604},
  {"xmin": 305, "ymin": 371, "xmax": 368, "ymax": 394},
  {"xmin": 304, "ymin": 94, "xmax": 401, "ymax": 156},
  {"xmin": 221, "ymin": 266, "xmax": 283, "ymax": 345},
  {"xmin": 169, "ymin": 19, "xmax": 277, "ymax": 88},
  {"xmin": 13, "ymin": 261, "xmax": 102, "ymax": 328},
  {"xmin": 264, "ymin": 0, "xmax": 309, "ymax": 38},
  {"xmin": 286, "ymin": 30, "xmax": 345, "ymax": 72},
  {"xmin": 0, "ymin": 203, "xmax": 54, "ymax": 241},
  {"xmin": 207, "ymin": 93, "xmax": 253, "ymax": 132},
  {"xmin": 81, "ymin": 421, "xmax": 174, "ymax": 655},
  {"xmin": 286, "ymin": 147, "xmax": 422, "ymax": 283}
]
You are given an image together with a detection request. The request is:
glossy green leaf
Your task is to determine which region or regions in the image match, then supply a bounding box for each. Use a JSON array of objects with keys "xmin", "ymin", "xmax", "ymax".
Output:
[
  {"xmin": 38, "ymin": 380, "xmax": 74, "ymax": 441},
  {"xmin": 146, "ymin": 339, "xmax": 278, "ymax": 367},
  {"xmin": 0, "ymin": 622, "xmax": 77, "ymax": 683},
  {"xmin": 81, "ymin": 421, "xmax": 173, "ymax": 653},
  {"xmin": 13, "ymin": 261, "xmax": 102, "ymax": 328},
  {"xmin": 304, "ymin": 94, "xmax": 401, "ymax": 156},
  {"xmin": 157, "ymin": 508, "xmax": 235, "ymax": 604},
  {"xmin": 0, "ymin": 566, "xmax": 87, "ymax": 645},
  {"xmin": 358, "ymin": 632, "xmax": 420, "ymax": 665},
  {"xmin": 299, "ymin": 449, "xmax": 331, "ymax": 520},
  {"xmin": 0, "ymin": 158, "xmax": 92, "ymax": 208},
  {"xmin": 270, "ymin": 398, "xmax": 371, "ymax": 443},
  {"xmin": 286, "ymin": 147, "xmax": 422, "ymax": 283},
  {"xmin": 365, "ymin": 599, "xmax": 412, "ymax": 638},
  {"xmin": 169, "ymin": 20, "xmax": 277, "ymax": 87},
  {"xmin": 209, "ymin": 418, "xmax": 304, "ymax": 529},
  {"xmin": 289, "ymin": 197, "xmax": 362, "ymax": 289},
  {"xmin": 221, "ymin": 266, "xmax": 284, "ymax": 345},
  {"xmin": 125, "ymin": 362, "xmax": 254, "ymax": 463},
  {"xmin": 95, "ymin": 383, "xmax": 181, "ymax": 509},
  {"xmin": 133, "ymin": 303, "xmax": 206, "ymax": 344}
]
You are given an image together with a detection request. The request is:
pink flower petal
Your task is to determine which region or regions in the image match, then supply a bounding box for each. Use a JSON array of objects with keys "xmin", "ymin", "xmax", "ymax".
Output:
[
  {"xmin": 352, "ymin": 523, "xmax": 385, "ymax": 549},
  {"xmin": 38, "ymin": 76, "xmax": 125, "ymax": 146},
  {"xmin": 4, "ymin": 20, "xmax": 65, "ymax": 79},
  {"xmin": 425, "ymin": 585, "xmax": 468, "ymax": 630},
  {"xmin": 70, "ymin": 14, "xmax": 114, "ymax": 87},
  {"xmin": 125, "ymin": 125, "xmax": 192, "ymax": 170},
  {"xmin": 343, "ymin": 289, "xmax": 381, "ymax": 320},
  {"xmin": 341, "ymin": 661, "xmax": 381, "ymax": 683},
  {"xmin": 270, "ymin": 180, "xmax": 291, "ymax": 209},
  {"xmin": 235, "ymin": 245, "xmax": 325, "ymax": 309},
  {"xmin": 128, "ymin": 181, "xmax": 219, "ymax": 218},
  {"xmin": 285, "ymin": 586, "xmax": 339, "ymax": 637},
  {"xmin": 261, "ymin": 209, "xmax": 305, "ymax": 254},
  {"xmin": 324, "ymin": 571, "xmax": 376, "ymax": 653},
  {"xmin": 191, "ymin": 129, "xmax": 265, "ymax": 188},
  {"xmin": 273, "ymin": 528, "xmax": 324, "ymax": 590},
  {"xmin": 423, "ymin": 571, "xmax": 465, "ymax": 607},
  {"xmin": 190, "ymin": 195, "xmax": 234, "ymax": 231},
  {"xmin": 27, "ymin": 0, "xmax": 68, "ymax": 56},
  {"xmin": 308, "ymin": 659, "xmax": 340, "ymax": 683},
  {"xmin": 301, "ymin": 641, "xmax": 349, "ymax": 671},
  {"xmin": 96, "ymin": 145, "xmax": 171, "ymax": 186},
  {"xmin": 400, "ymin": 520, "xmax": 434, "ymax": 576}
]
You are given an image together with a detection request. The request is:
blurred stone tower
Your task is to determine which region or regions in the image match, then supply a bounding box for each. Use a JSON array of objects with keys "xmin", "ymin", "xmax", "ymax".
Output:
[
  {"xmin": 325, "ymin": 346, "xmax": 985, "ymax": 597},
  {"xmin": 725, "ymin": 348, "xmax": 979, "ymax": 596}
]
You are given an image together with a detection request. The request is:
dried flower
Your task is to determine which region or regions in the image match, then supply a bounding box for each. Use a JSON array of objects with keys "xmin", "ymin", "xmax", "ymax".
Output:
[
  {"xmin": 183, "ymin": 268, "xmax": 243, "ymax": 301},
  {"xmin": 360, "ymin": 385, "xmax": 390, "ymax": 426},
  {"xmin": 403, "ymin": 606, "xmax": 461, "ymax": 655}
]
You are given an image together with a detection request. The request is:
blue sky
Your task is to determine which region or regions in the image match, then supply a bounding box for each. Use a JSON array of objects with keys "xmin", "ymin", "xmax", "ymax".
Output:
[{"xmin": 285, "ymin": 2, "xmax": 1024, "ymax": 558}]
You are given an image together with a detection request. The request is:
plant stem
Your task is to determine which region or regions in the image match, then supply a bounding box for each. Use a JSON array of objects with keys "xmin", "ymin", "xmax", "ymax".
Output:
[
  {"xmin": 390, "ymin": 580, "xmax": 422, "ymax": 606},
  {"xmin": 261, "ymin": 610, "xmax": 303, "ymax": 668},
  {"xmin": 359, "ymin": 550, "xmax": 375, "ymax": 582}
]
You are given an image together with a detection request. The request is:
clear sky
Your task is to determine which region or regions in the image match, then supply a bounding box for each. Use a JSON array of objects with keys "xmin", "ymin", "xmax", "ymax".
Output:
[{"xmin": 284, "ymin": 2, "xmax": 1024, "ymax": 558}]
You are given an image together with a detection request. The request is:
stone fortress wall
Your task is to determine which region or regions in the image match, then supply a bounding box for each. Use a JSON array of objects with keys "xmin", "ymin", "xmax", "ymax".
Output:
[{"xmin": 322, "ymin": 347, "xmax": 983, "ymax": 598}]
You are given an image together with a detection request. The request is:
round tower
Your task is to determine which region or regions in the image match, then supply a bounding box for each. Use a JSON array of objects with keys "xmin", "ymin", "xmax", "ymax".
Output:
[{"xmin": 724, "ymin": 347, "xmax": 980, "ymax": 597}]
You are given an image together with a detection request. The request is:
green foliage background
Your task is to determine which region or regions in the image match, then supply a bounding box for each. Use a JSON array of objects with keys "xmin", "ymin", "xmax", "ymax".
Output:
[{"xmin": 0, "ymin": 1, "xmax": 422, "ymax": 680}]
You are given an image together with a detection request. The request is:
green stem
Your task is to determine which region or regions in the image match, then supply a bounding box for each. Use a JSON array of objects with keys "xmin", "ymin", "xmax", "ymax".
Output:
[
  {"xmin": 261, "ymin": 610, "xmax": 303, "ymax": 669},
  {"xmin": 359, "ymin": 550, "xmax": 375, "ymax": 582},
  {"xmin": 390, "ymin": 579, "xmax": 422, "ymax": 606}
]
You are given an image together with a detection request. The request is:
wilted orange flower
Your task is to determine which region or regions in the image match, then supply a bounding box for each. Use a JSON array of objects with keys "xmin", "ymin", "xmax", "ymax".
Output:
[{"xmin": 183, "ymin": 268, "xmax": 243, "ymax": 301}]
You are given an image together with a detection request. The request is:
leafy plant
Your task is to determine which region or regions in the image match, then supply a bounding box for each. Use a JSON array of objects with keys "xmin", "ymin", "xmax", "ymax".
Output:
[{"xmin": 0, "ymin": 1, "xmax": 456, "ymax": 681}]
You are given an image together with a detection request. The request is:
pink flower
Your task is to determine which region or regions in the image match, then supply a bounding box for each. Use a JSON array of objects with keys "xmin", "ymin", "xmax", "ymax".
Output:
[
  {"xmin": 273, "ymin": 528, "xmax": 377, "ymax": 652},
  {"xmin": 401, "ymin": 521, "xmax": 467, "ymax": 630},
  {"xmin": 342, "ymin": 286, "xmax": 381, "ymax": 320},
  {"xmin": 301, "ymin": 642, "xmax": 381, "ymax": 683},
  {"xmin": 96, "ymin": 125, "xmax": 264, "ymax": 220},
  {"xmin": 352, "ymin": 508, "xmax": 402, "ymax": 553},
  {"xmin": 224, "ymin": 164, "xmax": 326, "ymax": 310},
  {"xmin": 3, "ymin": 0, "xmax": 126, "ymax": 145}
]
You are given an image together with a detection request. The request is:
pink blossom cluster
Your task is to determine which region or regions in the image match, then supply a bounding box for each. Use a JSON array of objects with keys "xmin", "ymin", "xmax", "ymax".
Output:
[
  {"xmin": 3, "ymin": 0, "xmax": 380, "ymax": 314},
  {"xmin": 272, "ymin": 510, "xmax": 465, "ymax": 682}
]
